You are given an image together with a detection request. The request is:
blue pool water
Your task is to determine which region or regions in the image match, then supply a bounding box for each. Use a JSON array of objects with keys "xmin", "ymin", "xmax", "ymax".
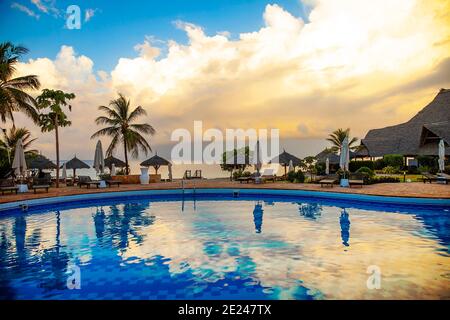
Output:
[{"xmin": 0, "ymin": 194, "xmax": 449, "ymax": 300}]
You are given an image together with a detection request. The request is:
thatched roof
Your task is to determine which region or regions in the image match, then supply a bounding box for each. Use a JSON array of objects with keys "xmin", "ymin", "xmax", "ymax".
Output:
[
  {"xmin": 140, "ymin": 154, "xmax": 171, "ymax": 167},
  {"xmin": 64, "ymin": 156, "xmax": 90, "ymax": 169},
  {"xmin": 271, "ymin": 150, "xmax": 302, "ymax": 166},
  {"xmin": 316, "ymin": 149, "xmax": 357, "ymax": 164},
  {"xmin": 360, "ymin": 89, "xmax": 450, "ymax": 157},
  {"xmin": 104, "ymin": 156, "xmax": 126, "ymax": 168},
  {"xmin": 27, "ymin": 155, "xmax": 57, "ymax": 170}
]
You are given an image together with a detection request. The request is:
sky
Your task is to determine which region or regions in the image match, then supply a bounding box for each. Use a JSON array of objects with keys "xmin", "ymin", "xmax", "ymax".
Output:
[{"xmin": 1, "ymin": 0, "xmax": 450, "ymax": 162}]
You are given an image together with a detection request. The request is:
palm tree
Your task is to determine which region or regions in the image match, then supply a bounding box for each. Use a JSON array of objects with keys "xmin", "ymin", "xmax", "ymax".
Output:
[
  {"xmin": 0, "ymin": 42, "xmax": 40, "ymax": 124},
  {"xmin": 37, "ymin": 89, "xmax": 75, "ymax": 188},
  {"xmin": 0, "ymin": 127, "xmax": 38, "ymax": 163},
  {"xmin": 327, "ymin": 128, "xmax": 359, "ymax": 153},
  {"xmin": 91, "ymin": 94, "xmax": 156, "ymax": 175}
]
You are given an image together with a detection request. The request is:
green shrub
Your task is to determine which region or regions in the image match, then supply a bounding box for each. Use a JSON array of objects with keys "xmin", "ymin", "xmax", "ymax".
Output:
[
  {"xmin": 445, "ymin": 165, "xmax": 450, "ymax": 174},
  {"xmin": 315, "ymin": 162, "xmax": 326, "ymax": 175},
  {"xmin": 336, "ymin": 168, "xmax": 351, "ymax": 179},
  {"xmin": 349, "ymin": 161, "xmax": 374, "ymax": 172},
  {"xmin": 356, "ymin": 166, "xmax": 374, "ymax": 177},
  {"xmin": 381, "ymin": 166, "xmax": 398, "ymax": 174},
  {"xmin": 367, "ymin": 176, "xmax": 401, "ymax": 184},
  {"xmin": 98, "ymin": 173, "xmax": 112, "ymax": 180},
  {"xmin": 287, "ymin": 170, "xmax": 305, "ymax": 183},
  {"xmin": 383, "ymin": 154, "xmax": 404, "ymax": 168}
]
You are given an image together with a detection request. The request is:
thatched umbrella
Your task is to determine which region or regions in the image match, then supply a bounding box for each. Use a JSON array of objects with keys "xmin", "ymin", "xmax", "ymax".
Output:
[
  {"xmin": 271, "ymin": 150, "xmax": 302, "ymax": 176},
  {"xmin": 140, "ymin": 153, "xmax": 171, "ymax": 175},
  {"xmin": 104, "ymin": 156, "xmax": 126, "ymax": 171},
  {"xmin": 63, "ymin": 156, "xmax": 90, "ymax": 178},
  {"xmin": 27, "ymin": 154, "xmax": 57, "ymax": 170}
]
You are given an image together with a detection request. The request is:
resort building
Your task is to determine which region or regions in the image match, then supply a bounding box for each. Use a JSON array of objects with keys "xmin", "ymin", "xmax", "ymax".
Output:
[{"xmin": 357, "ymin": 88, "xmax": 450, "ymax": 161}]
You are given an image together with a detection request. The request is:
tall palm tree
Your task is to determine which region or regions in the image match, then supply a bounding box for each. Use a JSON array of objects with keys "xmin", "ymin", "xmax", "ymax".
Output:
[
  {"xmin": 0, "ymin": 126, "xmax": 38, "ymax": 163},
  {"xmin": 327, "ymin": 128, "xmax": 359, "ymax": 153},
  {"xmin": 0, "ymin": 42, "xmax": 40, "ymax": 124},
  {"xmin": 91, "ymin": 94, "xmax": 156, "ymax": 175}
]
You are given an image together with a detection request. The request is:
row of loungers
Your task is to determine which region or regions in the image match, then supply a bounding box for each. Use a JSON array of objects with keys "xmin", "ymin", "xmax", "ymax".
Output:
[
  {"xmin": 0, "ymin": 178, "xmax": 51, "ymax": 194},
  {"xmin": 77, "ymin": 176, "xmax": 122, "ymax": 188},
  {"xmin": 0, "ymin": 176, "xmax": 123, "ymax": 195},
  {"xmin": 319, "ymin": 174, "xmax": 364, "ymax": 188},
  {"xmin": 236, "ymin": 169, "xmax": 277, "ymax": 184}
]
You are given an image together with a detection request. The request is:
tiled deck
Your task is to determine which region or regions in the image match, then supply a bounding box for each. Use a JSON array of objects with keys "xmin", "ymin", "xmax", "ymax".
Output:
[{"xmin": 0, "ymin": 179, "xmax": 449, "ymax": 204}]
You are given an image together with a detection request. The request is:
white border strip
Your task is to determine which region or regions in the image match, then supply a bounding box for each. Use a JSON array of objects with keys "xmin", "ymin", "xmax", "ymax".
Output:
[{"xmin": 0, "ymin": 188, "xmax": 449, "ymax": 212}]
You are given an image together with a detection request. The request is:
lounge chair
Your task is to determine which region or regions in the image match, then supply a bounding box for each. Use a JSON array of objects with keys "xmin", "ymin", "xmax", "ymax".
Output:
[
  {"xmin": 78, "ymin": 176, "xmax": 101, "ymax": 188},
  {"xmin": 349, "ymin": 173, "xmax": 365, "ymax": 188},
  {"xmin": 183, "ymin": 170, "xmax": 192, "ymax": 179},
  {"xmin": 319, "ymin": 174, "xmax": 338, "ymax": 188},
  {"xmin": 422, "ymin": 172, "xmax": 438, "ymax": 183},
  {"xmin": 260, "ymin": 169, "xmax": 276, "ymax": 183},
  {"xmin": 106, "ymin": 180, "xmax": 121, "ymax": 187},
  {"xmin": 437, "ymin": 173, "xmax": 450, "ymax": 184},
  {"xmin": 31, "ymin": 177, "xmax": 50, "ymax": 194},
  {"xmin": 193, "ymin": 170, "xmax": 202, "ymax": 179},
  {"xmin": 237, "ymin": 176, "xmax": 252, "ymax": 183},
  {"xmin": 0, "ymin": 179, "xmax": 19, "ymax": 195}
]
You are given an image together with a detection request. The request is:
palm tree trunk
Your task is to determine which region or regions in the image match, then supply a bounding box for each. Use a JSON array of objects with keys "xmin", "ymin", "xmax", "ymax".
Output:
[
  {"xmin": 55, "ymin": 117, "xmax": 60, "ymax": 188},
  {"xmin": 123, "ymin": 138, "xmax": 129, "ymax": 175}
]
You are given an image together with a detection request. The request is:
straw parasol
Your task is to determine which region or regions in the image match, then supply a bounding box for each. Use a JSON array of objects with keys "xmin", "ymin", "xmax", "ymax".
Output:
[
  {"xmin": 104, "ymin": 156, "xmax": 126, "ymax": 170},
  {"xmin": 64, "ymin": 156, "xmax": 90, "ymax": 178},
  {"xmin": 271, "ymin": 150, "xmax": 301, "ymax": 176},
  {"xmin": 140, "ymin": 153, "xmax": 171, "ymax": 175},
  {"xmin": 27, "ymin": 154, "xmax": 57, "ymax": 170}
]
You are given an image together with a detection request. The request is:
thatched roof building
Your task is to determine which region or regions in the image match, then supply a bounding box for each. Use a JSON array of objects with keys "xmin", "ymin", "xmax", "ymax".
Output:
[{"xmin": 358, "ymin": 89, "xmax": 450, "ymax": 157}]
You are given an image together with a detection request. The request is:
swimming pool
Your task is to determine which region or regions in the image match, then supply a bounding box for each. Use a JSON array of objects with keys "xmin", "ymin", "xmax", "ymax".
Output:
[{"xmin": 0, "ymin": 190, "xmax": 449, "ymax": 300}]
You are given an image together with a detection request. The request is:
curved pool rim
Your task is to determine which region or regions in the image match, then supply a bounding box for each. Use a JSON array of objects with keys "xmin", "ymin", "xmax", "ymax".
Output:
[{"xmin": 1, "ymin": 188, "xmax": 449, "ymax": 213}]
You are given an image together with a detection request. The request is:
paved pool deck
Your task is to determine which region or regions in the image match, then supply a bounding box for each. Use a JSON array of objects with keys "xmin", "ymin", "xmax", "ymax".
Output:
[{"xmin": 0, "ymin": 179, "xmax": 449, "ymax": 204}]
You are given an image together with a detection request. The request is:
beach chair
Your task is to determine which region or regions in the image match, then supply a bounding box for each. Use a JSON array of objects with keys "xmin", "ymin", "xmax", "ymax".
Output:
[
  {"xmin": 319, "ymin": 174, "xmax": 338, "ymax": 188},
  {"xmin": 106, "ymin": 180, "xmax": 121, "ymax": 187},
  {"xmin": 422, "ymin": 172, "xmax": 438, "ymax": 183},
  {"xmin": 349, "ymin": 173, "xmax": 365, "ymax": 188},
  {"xmin": 31, "ymin": 177, "xmax": 51, "ymax": 193},
  {"xmin": 78, "ymin": 176, "xmax": 101, "ymax": 188},
  {"xmin": 0, "ymin": 179, "xmax": 19, "ymax": 195},
  {"xmin": 193, "ymin": 170, "xmax": 202, "ymax": 179},
  {"xmin": 183, "ymin": 170, "xmax": 192, "ymax": 179},
  {"xmin": 260, "ymin": 169, "xmax": 276, "ymax": 183},
  {"xmin": 437, "ymin": 173, "xmax": 450, "ymax": 184}
]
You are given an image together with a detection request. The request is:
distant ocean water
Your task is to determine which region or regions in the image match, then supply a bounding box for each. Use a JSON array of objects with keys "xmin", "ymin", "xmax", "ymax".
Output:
[{"xmin": 54, "ymin": 160, "xmax": 285, "ymax": 180}]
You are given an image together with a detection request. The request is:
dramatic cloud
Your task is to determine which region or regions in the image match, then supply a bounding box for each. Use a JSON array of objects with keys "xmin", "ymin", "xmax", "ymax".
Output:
[
  {"xmin": 13, "ymin": 0, "xmax": 450, "ymax": 161},
  {"xmin": 11, "ymin": 2, "xmax": 40, "ymax": 19}
]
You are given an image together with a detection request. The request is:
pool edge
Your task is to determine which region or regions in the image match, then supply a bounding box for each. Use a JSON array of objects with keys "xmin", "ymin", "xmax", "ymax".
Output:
[{"xmin": 1, "ymin": 188, "xmax": 449, "ymax": 212}]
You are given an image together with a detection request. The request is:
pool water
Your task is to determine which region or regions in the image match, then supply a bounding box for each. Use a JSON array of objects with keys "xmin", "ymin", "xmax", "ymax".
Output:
[{"xmin": 0, "ymin": 195, "xmax": 449, "ymax": 300}]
